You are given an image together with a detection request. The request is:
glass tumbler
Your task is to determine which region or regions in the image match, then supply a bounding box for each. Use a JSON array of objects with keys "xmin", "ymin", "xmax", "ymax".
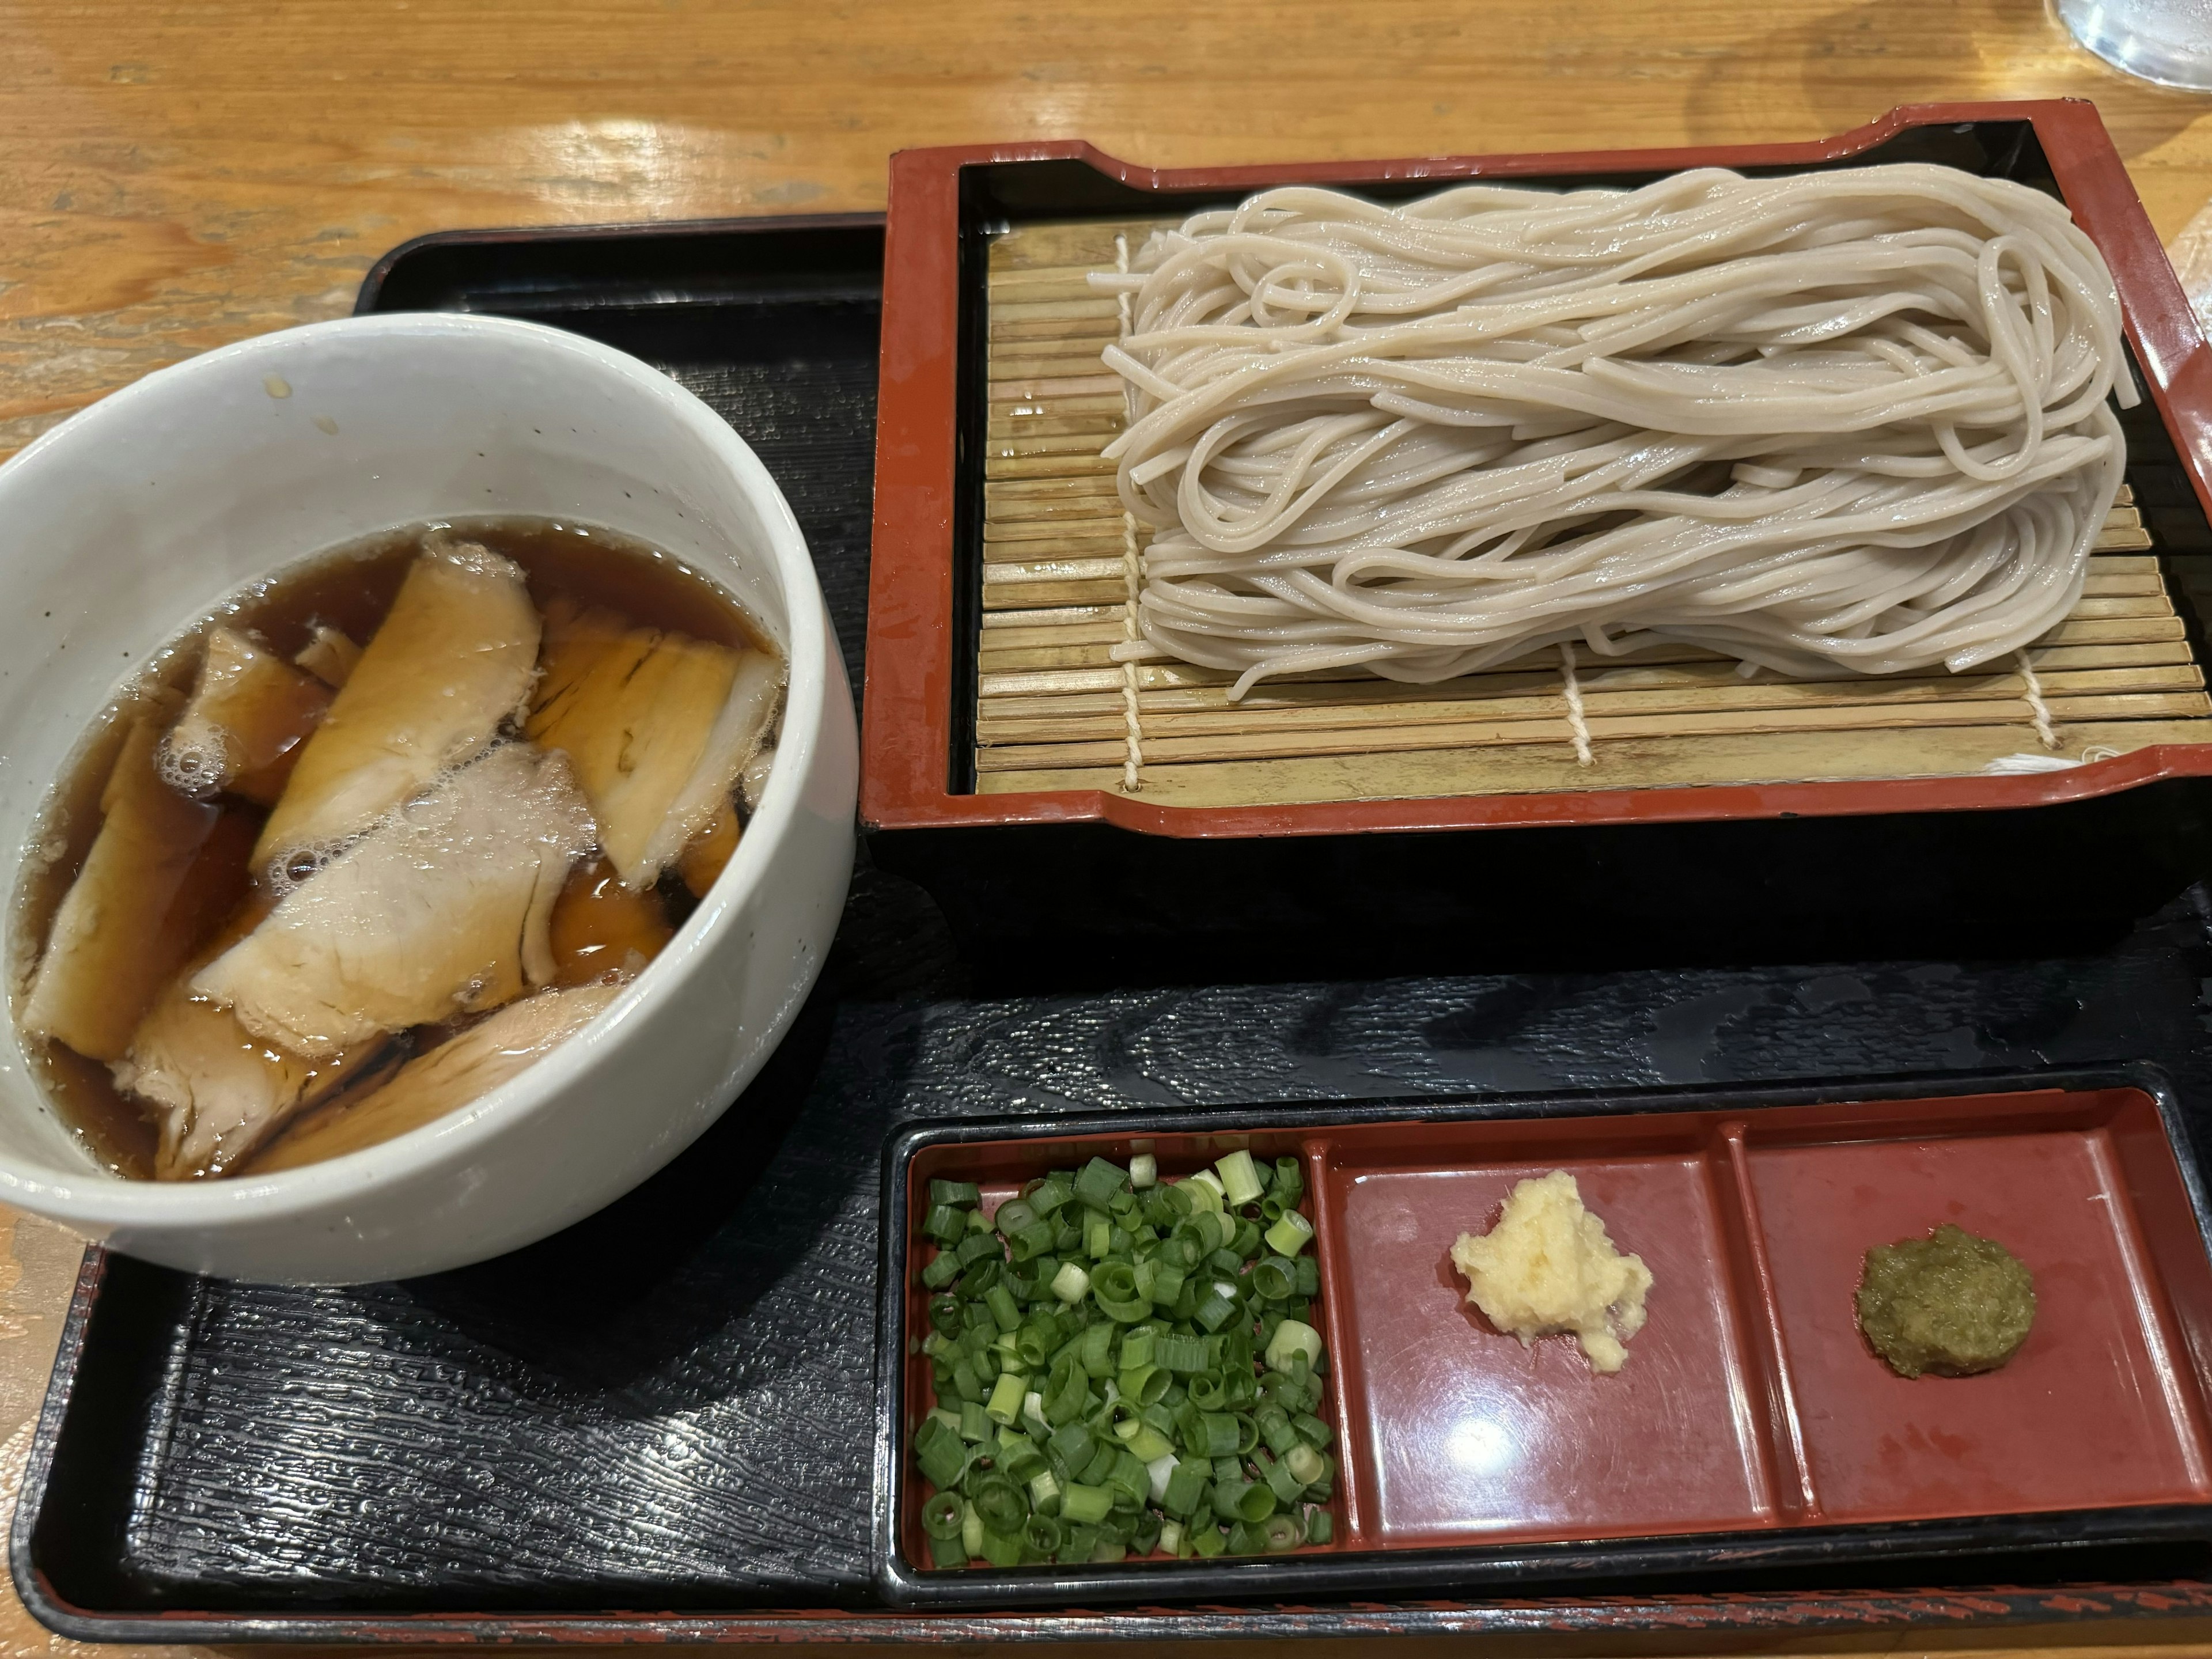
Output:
[{"xmin": 2054, "ymin": 0, "xmax": 2212, "ymax": 91}]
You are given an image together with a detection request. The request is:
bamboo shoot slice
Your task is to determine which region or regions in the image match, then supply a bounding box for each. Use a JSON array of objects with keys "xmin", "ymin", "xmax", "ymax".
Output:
[
  {"xmin": 162, "ymin": 627, "xmax": 333, "ymax": 806},
  {"xmin": 196, "ymin": 744, "xmax": 595, "ymax": 1059},
  {"xmin": 252, "ymin": 536, "xmax": 540, "ymax": 875},
  {"xmin": 247, "ymin": 980, "xmax": 624, "ymax": 1173},
  {"xmin": 22, "ymin": 718, "xmax": 254, "ymax": 1062}
]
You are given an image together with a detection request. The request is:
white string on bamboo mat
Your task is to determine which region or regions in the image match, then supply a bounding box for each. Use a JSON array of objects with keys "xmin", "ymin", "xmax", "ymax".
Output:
[
  {"xmin": 1115, "ymin": 232, "xmax": 1145, "ymax": 793},
  {"xmin": 2015, "ymin": 647, "xmax": 2060, "ymax": 750},
  {"xmin": 1559, "ymin": 641, "xmax": 1594, "ymax": 767}
]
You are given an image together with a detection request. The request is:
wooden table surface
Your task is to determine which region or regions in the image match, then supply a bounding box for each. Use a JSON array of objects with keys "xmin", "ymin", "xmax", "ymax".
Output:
[{"xmin": 4, "ymin": 0, "xmax": 2212, "ymax": 1653}]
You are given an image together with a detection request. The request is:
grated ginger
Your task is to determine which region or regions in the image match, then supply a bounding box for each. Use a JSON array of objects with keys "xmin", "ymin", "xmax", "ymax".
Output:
[{"xmin": 1450, "ymin": 1169, "xmax": 1653, "ymax": 1374}]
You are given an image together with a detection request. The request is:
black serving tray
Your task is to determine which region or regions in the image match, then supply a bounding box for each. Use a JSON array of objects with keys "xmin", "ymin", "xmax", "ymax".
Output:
[{"xmin": 17, "ymin": 212, "xmax": 2212, "ymax": 1644}]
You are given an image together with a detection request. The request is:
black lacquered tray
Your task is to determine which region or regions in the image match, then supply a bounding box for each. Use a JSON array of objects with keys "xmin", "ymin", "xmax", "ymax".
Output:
[{"xmin": 16, "ymin": 213, "xmax": 2212, "ymax": 1644}]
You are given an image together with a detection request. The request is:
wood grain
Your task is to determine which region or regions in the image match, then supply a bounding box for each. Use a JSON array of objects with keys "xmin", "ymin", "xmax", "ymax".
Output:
[
  {"xmin": 1, "ymin": 0, "xmax": 2211, "ymax": 466},
  {"xmin": 2, "ymin": 3, "xmax": 2211, "ymax": 1654}
]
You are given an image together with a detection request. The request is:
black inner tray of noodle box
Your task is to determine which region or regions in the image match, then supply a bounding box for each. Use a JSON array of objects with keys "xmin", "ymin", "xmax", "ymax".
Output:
[{"xmin": 16, "ymin": 202, "xmax": 2212, "ymax": 1642}]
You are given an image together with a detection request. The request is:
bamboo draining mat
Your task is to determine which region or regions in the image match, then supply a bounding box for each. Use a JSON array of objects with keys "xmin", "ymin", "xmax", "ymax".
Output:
[{"xmin": 978, "ymin": 217, "xmax": 2212, "ymax": 809}]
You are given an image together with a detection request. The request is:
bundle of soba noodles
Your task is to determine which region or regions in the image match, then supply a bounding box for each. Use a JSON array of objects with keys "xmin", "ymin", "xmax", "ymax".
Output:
[{"xmin": 1089, "ymin": 166, "xmax": 2132, "ymax": 699}]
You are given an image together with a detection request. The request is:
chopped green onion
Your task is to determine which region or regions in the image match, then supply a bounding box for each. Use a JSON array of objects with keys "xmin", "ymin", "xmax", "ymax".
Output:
[
  {"xmin": 1214, "ymin": 1150, "xmax": 1263, "ymax": 1206},
  {"xmin": 1304, "ymin": 1506, "xmax": 1332, "ymax": 1545},
  {"xmin": 929, "ymin": 1531, "xmax": 966, "ymax": 1568},
  {"xmin": 912, "ymin": 1149, "xmax": 1335, "ymax": 1574},
  {"xmin": 1264, "ymin": 1319, "xmax": 1323, "ymax": 1375},
  {"xmin": 1007, "ymin": 1218, "xmax": 1056, "ymax": 1262},
  {"xmin": 1196, "ymin": 1411, "xmax": 1240, "ymax": 1457},
  {"xmin": 1072, "ymin": 1157, "xmax": 1126, "ymax": 1210},
  {"xmin": 1061, "ymin": 1482, "xmax": 1113, "ymax": 1525},
  {"xmin": 985, "ymin": 1370, "xmax": 1028, "ymax": 1426},
  {"xmin": 1192, "ymin": 1285, "xmax": 1240, "ymax": 1333},
  {"xmin": 972, "ymin": 1471, "xmax": 1024, "ymax": 1531},
  {"xmin": 1125, "ymin": 1422, "xmax": 1176, "ymax": 1464},
  {"xmin": 1251, "ymin": 1256, "xmax": 1296, "ymax": 1300},
  {"xmin": 918, "ymin": 1427, "xmax": 969, "ymax": 1489},
  {"xmin": 1092, "ymin": 1260, "xmax": 1149, "ymax": 1323},
  {"xmin": 1263, "ymin": 1208, "xmax": 1316, "ymax": 1257},
  {"xmin": 1078, "ymin": 1320, "xmax": 1115, "ymax": 1378},
  {"xmin": 1181, "ymin": 1171, "xmax": 1226, "ymax": 1213},
  {"xmin": 1161, "ymin": 1458, "xmax": 1207, "ymax": 1517},
  {"xmin": 922, "ymin": 1488, "xmax": 965, "ymax": 1538},
  {"xmin": 1145, "ymin": 1451, "xmax": 1180, "ymax": 1502},
  {"xmin": 1050, "ymin": 1262, "xmax": 1091, "ymax": 1304},
  {"xmin": 1262, "ymin": 1449, "xmax": 1305, "ymax": 1504}
]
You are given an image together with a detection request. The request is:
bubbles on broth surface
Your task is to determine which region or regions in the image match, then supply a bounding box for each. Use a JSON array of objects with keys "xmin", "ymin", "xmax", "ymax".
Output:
[{"xmin": 8, "ymin": 518, "xmax": 783, "ymax": 1181}]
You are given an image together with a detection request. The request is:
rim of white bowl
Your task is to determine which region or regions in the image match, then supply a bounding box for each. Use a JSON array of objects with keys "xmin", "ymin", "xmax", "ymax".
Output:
[{"xmin": 0, "ymin": 312, "xmax": 834, "ymax": 1228}]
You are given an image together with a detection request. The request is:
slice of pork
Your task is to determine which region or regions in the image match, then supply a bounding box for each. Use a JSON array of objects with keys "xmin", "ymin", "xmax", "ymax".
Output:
[
  {"xmin": 161, "ymin": 627, "xmax": 332, "ymax": 805},
  {"xmin": 292, "ymin": 624, "xmax": 363, "ymax": 690},
  {"xmin": 116, "ymin": 900, "xmax": 389, "ymax": 1180},
  {"xmin": 195, "ymin": 743, "xmax": 596, "ymax": 1059},
  {"xmin": 248, "ymin": 979, "xmax": 623, "ymax": 1173},
  {"xmin": 22, "ymin": 717, "xmax": 254, "ymax": 1062},
  {"xmin": 523, "ymin": 596, "xmax": 755, "ymax": 888},
  {"xmin": 251, "ymin": 535, "xmax": 540, "ymax": 877},
  {"xmin": 632, "ymin": 647, "xmax": 782, "ymax": 884}
]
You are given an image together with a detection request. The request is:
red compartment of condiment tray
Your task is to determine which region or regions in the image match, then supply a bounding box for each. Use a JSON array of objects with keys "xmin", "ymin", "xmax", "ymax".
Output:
[
  {"xmin": 1310, "ymin": 1088, "xmax": 2212, "ymax": 1550},
  {"xmin": 878, "ymin": 1082, "xmax": 2212, "ymax": 1608},
  {"xmin": 861, "ymin": 100, "xmax": 2212, "ymax": 843}
]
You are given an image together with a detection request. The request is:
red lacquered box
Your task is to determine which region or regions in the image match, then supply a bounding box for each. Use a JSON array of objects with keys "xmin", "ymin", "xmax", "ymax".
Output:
[{"xmin": 858, "ymin": 103, "xmax": 2212, "ymax": 960}]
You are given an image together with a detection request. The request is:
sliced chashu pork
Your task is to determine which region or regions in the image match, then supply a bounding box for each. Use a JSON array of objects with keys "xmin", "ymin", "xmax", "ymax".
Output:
[
  {"xmin": 248, "ymin": 979, "xmax": 623, "ymax": 1173},
  {"xmin": 251, "ymin": 536, "xmax": 540, "ymax": 877},
  {"xmin": 293, "ymin": 624, "xmax": 362, "ymax": 689},
  {"xmin": 115, "ymin": 897, "xmax": 390, "ymax": 1179},
  {"xmin": 524, "ymin": 595, "xmax": 782, "ymax": 889},
  {"xmin": 161, "ymin": 627, "xmax": 333, "ymax": 806},
  {"xmin": 196, "ymin": 743, "xmax": 595, "ymax": 1059},
  {"xmin": 22, "ymin": 716, "xmax": 255, "ymax": 1062}
]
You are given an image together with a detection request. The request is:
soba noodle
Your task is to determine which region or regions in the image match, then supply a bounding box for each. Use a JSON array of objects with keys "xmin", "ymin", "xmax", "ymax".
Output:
[{"xmin": 1090, "ymin": 165, "xmax": 2133, "ymax": 699}]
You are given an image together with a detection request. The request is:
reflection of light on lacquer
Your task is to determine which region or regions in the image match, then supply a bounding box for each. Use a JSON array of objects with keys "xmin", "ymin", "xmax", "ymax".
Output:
[{"xmin": 1446, "ymin": 1412, "xmax": 1517, "ymax": 1476}]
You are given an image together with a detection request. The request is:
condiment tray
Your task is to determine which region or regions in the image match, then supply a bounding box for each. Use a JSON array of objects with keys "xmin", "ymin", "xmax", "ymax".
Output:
[
  {"xmin": 878, "ymin": 1085, "xmax": 2212, "ymax": 1608},
  {"xmin": 17, "ymin": 198, "xmax": 2212, "ymax": 1645}
]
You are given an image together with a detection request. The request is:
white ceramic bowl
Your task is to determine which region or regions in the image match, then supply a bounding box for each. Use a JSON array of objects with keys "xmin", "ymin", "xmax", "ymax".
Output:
[{"xmin": 0, "ymin": 313, "xmax": 857, "ymax": 1283}]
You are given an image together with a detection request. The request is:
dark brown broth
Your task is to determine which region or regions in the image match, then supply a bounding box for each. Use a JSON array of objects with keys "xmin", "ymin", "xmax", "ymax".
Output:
[{"xmin": 12, "ymin": 516, "xmax": 764, "ymax": 1180}]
